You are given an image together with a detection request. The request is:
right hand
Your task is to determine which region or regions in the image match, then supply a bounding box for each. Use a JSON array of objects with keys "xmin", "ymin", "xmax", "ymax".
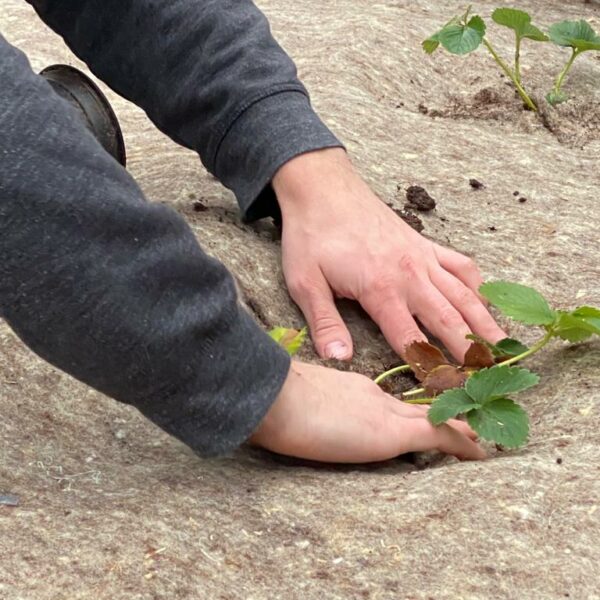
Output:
[{"xmin": 249, "ymin": 361, "xmax": 486, "ymax": 463}]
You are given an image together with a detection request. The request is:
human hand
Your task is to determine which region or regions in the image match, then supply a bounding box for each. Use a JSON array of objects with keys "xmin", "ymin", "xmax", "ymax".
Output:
[
  {"xmin": 249, "ymin": 361, "xmax": 486, "ymax": 462},
  {"xmin": 272, "ymin": 148, "xmax": 506, "ymax": 363}
]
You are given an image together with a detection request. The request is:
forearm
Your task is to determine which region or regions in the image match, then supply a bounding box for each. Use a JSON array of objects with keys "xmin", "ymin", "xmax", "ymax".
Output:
[
  {"xmin": 0, "ymin": 36, "xmax": 290, "ymax": 456},
  {"xmin": 28, "ymin": 0, "xmax": 342, "ymax": 219}
]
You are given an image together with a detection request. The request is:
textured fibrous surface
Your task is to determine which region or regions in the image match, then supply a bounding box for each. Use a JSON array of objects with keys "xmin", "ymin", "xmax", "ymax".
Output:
[{"xmin": 1, "ymin": 1, "xmax": 599, "ymax": 599}]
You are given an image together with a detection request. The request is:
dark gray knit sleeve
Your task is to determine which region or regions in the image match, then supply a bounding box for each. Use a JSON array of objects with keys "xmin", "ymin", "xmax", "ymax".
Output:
[
  {"xmin": 28, "ymin": 0, "xmax": 344, "ymax": 220},
  {"xmin": 0, "ymin": 36, "xmax": 291, "ymax": 457}
]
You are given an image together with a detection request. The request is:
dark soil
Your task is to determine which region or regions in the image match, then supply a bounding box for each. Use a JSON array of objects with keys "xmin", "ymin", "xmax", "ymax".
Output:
[
  {"xmin": 387, "ymin": 203, "xmax": 425, "ymax": 232},
  {"xmin": 405, "ymin": 185, "xmax": 436, "ymax": 212},
  {"xmin": 192, "ymin": 200, "xmax": 208, "ymax": 212}
]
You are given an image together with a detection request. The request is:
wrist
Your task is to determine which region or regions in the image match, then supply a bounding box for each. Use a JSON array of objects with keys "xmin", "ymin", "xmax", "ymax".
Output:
[{"xmin": 272, "ymin": 147, "xmax": 354, "ymax": 215}]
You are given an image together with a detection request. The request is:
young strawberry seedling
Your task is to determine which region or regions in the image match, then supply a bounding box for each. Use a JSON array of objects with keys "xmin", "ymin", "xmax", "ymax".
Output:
[
  {"xmin": 423, "ymin": 6, "xmax": 546, "ymax": 111},
  {"xmin": 376, "ymin": 281, "xmax": 600, "ymax": 449},
  {"xmin": 547, "ymin": 20, "xmax": 600, "ymax": 105},
  {"xmin": 423, "ymin": 6, "xmax": 600, "ymax": 110}
]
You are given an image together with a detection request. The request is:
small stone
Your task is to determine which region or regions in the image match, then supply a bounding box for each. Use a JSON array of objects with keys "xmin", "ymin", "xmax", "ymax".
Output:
[
  {"xmin": 556, "ymin": 457, "xmax": 563, "ymax": 465},
  {"xmin": 193, "ymin": 201, "xmax": 208, "ymax": 212},
  {"xmin": 518, "ymin": 197, "xmax": 527, "ymax": 203},
  {"xmin": 469, "ymin": 178, "xmax": 485, "ymax": 190},
  {"xmin": 513, "ymin": 191, "xmax": 520, "ymax": 197}
]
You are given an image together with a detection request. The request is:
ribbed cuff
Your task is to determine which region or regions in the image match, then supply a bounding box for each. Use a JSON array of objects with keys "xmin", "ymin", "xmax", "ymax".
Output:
[{"xmin": 214, "ymin": 90, "xmax": 344, "ymax": 221}]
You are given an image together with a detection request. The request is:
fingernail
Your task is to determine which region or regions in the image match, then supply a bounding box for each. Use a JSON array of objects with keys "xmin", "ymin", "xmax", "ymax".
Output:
[{"xmin": 325, "ymin": 341, "xmax": 350, "ymax": 360}]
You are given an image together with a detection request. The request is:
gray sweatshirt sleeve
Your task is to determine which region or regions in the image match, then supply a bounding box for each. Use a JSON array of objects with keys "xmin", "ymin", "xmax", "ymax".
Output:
[
  {"xmin": 28, "ymin": 0, "xmax": 343, "ymax": 220},
  {"xmin": 0, "ymin": 36, "xmax": 291, "ymax": 457}
]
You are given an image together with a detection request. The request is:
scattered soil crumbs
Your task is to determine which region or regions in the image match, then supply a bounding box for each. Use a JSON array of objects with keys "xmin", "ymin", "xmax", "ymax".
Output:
[
  {"xmin": 405, "ymin": 185, "xmax": 436, "ymax": 211},
  {"xmin": 386, "ymin": 203, "xmax": 424, "ymax": 232},
  {"xmin": 420, "ymin": 85, "xmax": 600, "ymax": 149}
]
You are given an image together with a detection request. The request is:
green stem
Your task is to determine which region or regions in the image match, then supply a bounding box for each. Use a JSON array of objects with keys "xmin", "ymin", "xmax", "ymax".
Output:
[
  {"xmin": 482, "ymin": 38, "xmax": 537, "ymax": 112},
  {"xmin": 374, "ymin": 364, "xmax": 412, "ymax": 385},
  {"xmin": 515, "ymin": 36, "xmax": 522, "ymax": 85},
  {"xmin": 553, "ymin": 48, "xmax": 579, "ymax": 97},
  {"xmin": 401, "ymin": 387, "xmax": 426, "ymax": 398},
  {"xmin": 497, "ymin": 329, "xmax": 554, "ymax": 368},
  {"xmin": 404, "ymin": 397, "xmax": 434, "ymax": 405}
]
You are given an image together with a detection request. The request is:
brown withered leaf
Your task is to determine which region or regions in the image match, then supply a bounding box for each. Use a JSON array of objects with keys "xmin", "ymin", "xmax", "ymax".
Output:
[
  {"xmin": 463, "ymin": 341, "xmax": 496, "ymax": 369},
  {"xmin": 423, "ymin": 365, "xmax": 468, "ymax": 396},
  {"xmin": 405, "ymin": 341, "xmax": 449, "ymax": 382}
]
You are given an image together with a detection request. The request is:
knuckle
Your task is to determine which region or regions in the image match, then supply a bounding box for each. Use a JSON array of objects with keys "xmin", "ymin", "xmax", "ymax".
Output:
[
  {"xmin": 438, "ymin": 305, "xmax": 464, "ymax": 329},
  {"xmin": 455, "ymin": 286, "xmax": 478, "ymax": 308},
  {"xmin": 398, "ymin": 254, "xmax": 420, "ymax": 279},
  {"xmin": 286, "ymin": 273, "xmax": 313, "ymax": 300},
  {"xmin": 364, "ymin": 272, "xmax": 397, "ymax": 301},
  {"xmin": 311, "ymin": 313, "xmax": 341, "ymax": 335}
]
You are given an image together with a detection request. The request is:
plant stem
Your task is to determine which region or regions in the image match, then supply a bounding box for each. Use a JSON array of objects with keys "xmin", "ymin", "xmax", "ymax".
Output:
[
  {"xmin": 482, "ymin": 38, "xmax": 538, "ymax": 112},
  {"xmin": 514, "ymin": 37, "xmax": 522, "ymax": 84},
  {"xmin": 404, "ymin": 397, "xmax": 434, "ymax": 405},
  {"xmin": 374, "ymin": 364, "xmax": 412, "ymax": 385},
  {"xmin": 552, "ymin": 48, "xmax": 579, "ymax": 98},
  {"xmin": 402, "ymin": 387, "xmax": 426, "ymax": 398},
  {"xmin": 497, "ymin": 330, "xmax": 554, "ymax": 367}
]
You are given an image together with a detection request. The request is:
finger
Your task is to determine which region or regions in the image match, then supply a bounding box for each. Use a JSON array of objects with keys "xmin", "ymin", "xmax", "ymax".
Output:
[
  {"xmin": 430, "ymin": 268, "xmax": 506, "ymax": 344},
  {"xmin": 433, "ymin": 244, "xmax": 484, "ymax": 297},
  {"xmin": 446, "ymin": 418, "xmax": 479, "ymax": 441},
  {"xmin": 392, "ymin": 400, "xmax": 478, "ymax": 440},
  {"xmin": 399, "ymin": 418, "xmax": 486, "ymax": 460},
  {"xmin": 387, "ymin": 398, "xmax": 431, "ymax": 418},
  {"xmin": 410, "ymin": 283, "xmax": 473, "ymax": 362},
  {"xmin": 286, "ymin": 269, "xmax": 353, "ymax": 360},
  {"xmin": 360, "ymin": 289, "xmax": 427, "ymax": 359}
]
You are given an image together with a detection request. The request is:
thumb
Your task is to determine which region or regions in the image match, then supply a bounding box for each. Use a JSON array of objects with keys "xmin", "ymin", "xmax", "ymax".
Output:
[{"xmin": 286, "ymin": 269, "xmax": 353, "ymax": 360}]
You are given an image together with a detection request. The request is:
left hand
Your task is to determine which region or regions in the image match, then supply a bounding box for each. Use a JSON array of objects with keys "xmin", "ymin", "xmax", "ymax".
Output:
[{"xmin": 272, "ymin": 148, "xmax": 506, "ymax": 363}]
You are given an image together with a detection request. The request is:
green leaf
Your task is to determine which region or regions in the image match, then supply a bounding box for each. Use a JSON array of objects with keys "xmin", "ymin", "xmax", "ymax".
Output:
[
  {"xmin": 549, "ymin": 20, "xmax": 600, "ymax": 52},
  {"xmin": 553, "ymin": 312, "xmax": 600, "ymax": 342},
  {"xmin": 467, "ymin": 398, "xmax": 529, "ymax": 448},
  {"xmin": 465, "ymin": 365, "xmax": 539, "ymax": 404},
  {"xmin": 465, "ymin": 334, "xmax": 529, "ymax": 358},
  {"xmin": 439, "ymin": 16, "xmax": 486, "ymax": 55},
  {"xmin": 479, "ymin": 281, "xmax": 557, "ymax": 326},
  {"xmin": 494, "ymin": 338, "xmax": 530, "ymax": 357},
  {"xmin": 572, "ymin": 306, "xmax": 600, "ymax": 330},
  {"xmin": 492, "ymin": 8, "xmax": 548, "ymax": 42},
  {"xmin": 423, "ymin": 32, "xmax": 441, "ymax": 54},
  {"xmin": 428, "ymin": 388, "xmax": 480, "ymax": 426},
  {"xmin": 268, "ymin": 327, "xmax": 307, "ymax": 356}
]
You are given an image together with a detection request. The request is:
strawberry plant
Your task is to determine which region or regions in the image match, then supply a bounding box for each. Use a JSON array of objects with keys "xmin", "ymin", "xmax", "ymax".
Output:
[
  {"xmin": 423, "ymin": 6, "xmax": 600, "ymax": 110},
  {"xmin": 376, "ymin": 281, "xmax": 600, "ymax": 449},
  {"xmin": 271, "ymin": 282, "xmax": 599, "ymax": 450},
  {"xmin": 547, "ymin": 20, "xmax": 600, "ymax": 105}
]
